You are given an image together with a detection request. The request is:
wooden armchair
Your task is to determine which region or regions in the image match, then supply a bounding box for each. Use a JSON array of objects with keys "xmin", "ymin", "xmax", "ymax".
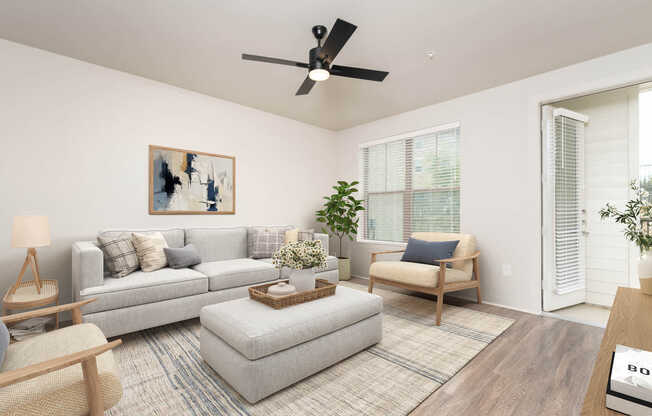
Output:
[
  {"xmin": 0, "ymin": 299, "xmax": 122, "ymax": 416},
  {"xmin": 368, "ymin": 232, "xmax": 481, "ymax": 326}
]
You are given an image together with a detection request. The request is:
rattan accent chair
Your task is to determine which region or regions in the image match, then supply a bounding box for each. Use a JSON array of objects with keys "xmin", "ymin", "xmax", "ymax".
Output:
[
  {"xmin": 368, "ymin": 232, "xmax": 481, "ymax": 325},
  {"xmin": 0, "ymin": 299, "xmax": 122, "ymax": 416}
]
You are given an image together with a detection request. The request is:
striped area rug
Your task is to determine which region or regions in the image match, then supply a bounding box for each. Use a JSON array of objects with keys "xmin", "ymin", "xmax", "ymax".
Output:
[{"xmin": 107, "ymin": 282, "xmax": 513, "ymax": 416}]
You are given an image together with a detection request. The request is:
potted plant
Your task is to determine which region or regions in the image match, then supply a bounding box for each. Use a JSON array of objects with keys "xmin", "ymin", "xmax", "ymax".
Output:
[
  {"xmin": 316, "ymin": 180, "xmax": 365, "ymax": 281},
  {"xmin": 272, "ymin": 240, "xmax": 327, "ymax": 292},
  {"xmin": 600, "ymin": 180, "xmax": 652, "ymax": 294}
]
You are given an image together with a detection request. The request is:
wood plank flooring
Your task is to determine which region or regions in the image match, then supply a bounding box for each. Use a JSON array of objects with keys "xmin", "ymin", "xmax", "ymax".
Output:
[{"xmin": 350, "ymin": 278, "xmax": 605, "ymax": 416}]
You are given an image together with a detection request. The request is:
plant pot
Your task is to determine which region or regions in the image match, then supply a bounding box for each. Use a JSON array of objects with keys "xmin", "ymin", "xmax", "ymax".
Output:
[
  {"xmin": 289, "ymin": 268, "xmax": 316, "ymax": 292},
  {"xmin": 639, "ymin": 251, "xmax": 652, "ymax": 295},
  {"xmin": 338, "ymin": 258, "xmax": 351, "ymax": 281}
]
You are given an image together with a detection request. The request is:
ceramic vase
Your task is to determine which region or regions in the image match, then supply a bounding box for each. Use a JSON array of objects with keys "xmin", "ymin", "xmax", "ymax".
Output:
[
  {"xmin": 290, "ymin": 268, "xmax": 316, "ymax": 292},
  {"xmin": 639, "ymin": 251, "xmax": 652, "ymax": 295}
]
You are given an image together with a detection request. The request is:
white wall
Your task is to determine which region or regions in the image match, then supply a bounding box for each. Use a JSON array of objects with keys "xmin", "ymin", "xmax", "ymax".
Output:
[
  {"xmin": 0, "ymin": 39, "xmax": 337, "ymax": 304},
  {"xmin": 335, "ymin": 43, "xmax": 652, "ymax": 314}
]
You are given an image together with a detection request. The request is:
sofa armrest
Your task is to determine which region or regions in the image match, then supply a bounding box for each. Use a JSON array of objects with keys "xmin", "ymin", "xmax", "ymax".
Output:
[
  {"xmin": 314, "ymin": 233, "xmax": 330, "ymax": 256},
  {"xmin": 72, "ymin": 241, "xmax": 104, "ymax": 298}
]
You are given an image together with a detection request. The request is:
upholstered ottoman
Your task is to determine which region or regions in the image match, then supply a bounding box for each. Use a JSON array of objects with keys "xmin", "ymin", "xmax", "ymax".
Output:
[{"xmin": 200, "ymin": 285, "xmax": 383, "ymax": 403}]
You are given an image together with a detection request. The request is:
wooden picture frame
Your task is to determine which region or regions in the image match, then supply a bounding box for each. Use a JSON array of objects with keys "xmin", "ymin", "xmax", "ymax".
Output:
[{"xmin": 149, "ymin": 145, "xmax": 236, "ymax": 215}]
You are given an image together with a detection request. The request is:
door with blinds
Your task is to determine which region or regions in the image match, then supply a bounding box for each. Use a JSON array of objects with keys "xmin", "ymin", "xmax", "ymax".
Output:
[
  {"xmin": 359, "ymin": 123, "xmax": 460, "ymax": 243},
  {"xmin": 542, "ymin": 105, "xmax": 589, "ymax": 311}
]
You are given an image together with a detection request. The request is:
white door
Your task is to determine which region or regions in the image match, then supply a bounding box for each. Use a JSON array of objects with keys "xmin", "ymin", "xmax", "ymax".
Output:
[{"xmin": 542, "ymin": 105, "xmax": 589, "ymax": 311}]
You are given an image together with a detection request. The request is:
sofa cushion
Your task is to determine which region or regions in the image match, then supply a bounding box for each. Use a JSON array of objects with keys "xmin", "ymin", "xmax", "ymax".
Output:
[
  {"xmin": 193, "ymin": 259, "xmax": 278, "ymax": 291},
  {"xmin": 0, "ymin": 323, "xmax": 122, "ymax": 416},
  {"xmin": 185, "ymin": 227, "xmax": 247, "ymax": 262},
  {"xmin": 200, "ymin": 285, "xmax": 383, "ymax": 360},
  {"xmin": 79, "ymin": 268, "xmax": 208, "ymax": 314},
  {"xmin": 258, "ymin": 255, "xmax": 338, "ymax": 278},
  {"xmin": 370, "ymin": 260, "xmax": 471, "ymax": 288},
  {"xmin": 99, "ymin": 228, "xmax": 185, "ymax": 248}
]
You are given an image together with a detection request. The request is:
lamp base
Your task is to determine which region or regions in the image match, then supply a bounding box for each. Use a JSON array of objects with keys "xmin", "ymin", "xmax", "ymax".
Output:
[{"xmin": 10, "ymin": 247, "xmax": 43, "ymax": 296}]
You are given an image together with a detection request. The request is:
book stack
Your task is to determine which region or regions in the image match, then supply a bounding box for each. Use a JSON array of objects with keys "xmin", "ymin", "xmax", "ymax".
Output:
[
  {"xmin": 8, "ymin": 317, "xmax": 53, "ymax": 341},
  {"xmin": 607, "ymin": 344, "xmax": 652, "ymax": 415}
]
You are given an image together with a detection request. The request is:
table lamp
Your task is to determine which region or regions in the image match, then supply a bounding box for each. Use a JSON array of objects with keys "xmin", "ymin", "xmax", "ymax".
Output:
[{"xmin": 10, "ymin": 215, "xmax": 50, "ymax": 295}]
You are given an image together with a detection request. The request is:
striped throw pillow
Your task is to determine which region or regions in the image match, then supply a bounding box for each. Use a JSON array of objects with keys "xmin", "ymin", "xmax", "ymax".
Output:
[
  {"xmin": 97, "ymin": 234, "xmax": 140, "ymax": 278},
  {"xmin": 131, "ymin": 232, "xmax": 169, "ymax": 272}
]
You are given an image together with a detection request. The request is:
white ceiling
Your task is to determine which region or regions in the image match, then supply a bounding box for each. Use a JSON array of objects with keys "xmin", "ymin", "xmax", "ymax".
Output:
[{"xmin": 2, "ymin": 1, "xmax": 652, "ymax": 130}]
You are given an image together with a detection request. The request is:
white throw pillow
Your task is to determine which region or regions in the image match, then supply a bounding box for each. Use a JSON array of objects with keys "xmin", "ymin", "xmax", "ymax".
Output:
[{"xmin": 131, "ymin": 232, "xmax": 168, "ymax": 272}]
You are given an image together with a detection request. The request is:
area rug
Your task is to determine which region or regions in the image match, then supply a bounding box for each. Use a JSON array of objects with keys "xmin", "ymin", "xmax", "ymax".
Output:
[{"xmin": 107, "ymin": 282, "xmax": 513, "ymax": 416}]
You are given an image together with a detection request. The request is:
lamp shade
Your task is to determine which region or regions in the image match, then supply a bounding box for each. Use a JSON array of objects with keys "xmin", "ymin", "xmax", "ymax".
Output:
[{"xmin": 11, "ymin": 216, "xmax": 51, "ymax": 248}]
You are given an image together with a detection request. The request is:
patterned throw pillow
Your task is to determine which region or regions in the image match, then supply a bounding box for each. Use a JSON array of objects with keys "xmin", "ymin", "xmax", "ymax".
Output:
[
  {"xmin": 131, "ymin": 232, "xmax": 169, "ymax": 272},
  {"xmin": 97, "ymin": 234, "xmax": 140, "ymax": 278},
  {"xmin": 248, "ymin": 226, "xmax": 293, "ymax": 257},
  {"xmin": 298, "ymin": 229, "xmax": 314, "ymax": 241},
  {"xmin": 252, "ymin": 229, "xmax": 286, "ymax": 259}
]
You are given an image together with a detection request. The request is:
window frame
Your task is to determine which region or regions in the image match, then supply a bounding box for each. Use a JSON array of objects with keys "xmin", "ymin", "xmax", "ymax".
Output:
[{"xmin": 358, "ymin": 122, "xmax": 461, "ymax": 244}]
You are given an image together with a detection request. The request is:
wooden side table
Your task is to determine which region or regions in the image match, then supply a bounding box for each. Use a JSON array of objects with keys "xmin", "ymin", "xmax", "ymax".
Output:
[{"xmin": 2, "ymin": 279, "xmax": 60, "ymax": 328}]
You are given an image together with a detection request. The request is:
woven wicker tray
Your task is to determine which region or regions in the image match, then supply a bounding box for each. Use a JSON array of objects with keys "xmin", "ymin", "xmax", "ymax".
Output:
[{"xmin": 249, "ymin": 279, "xmax": 336, "ymax": 309}]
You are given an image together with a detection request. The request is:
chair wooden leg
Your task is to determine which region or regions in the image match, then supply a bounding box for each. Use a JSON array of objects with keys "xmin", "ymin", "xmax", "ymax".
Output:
[
  {"xmin": 81, "ymin": 356, "xmax": 104, "ymax": 416},
  {"xmin": 368, "ymin": 276, "xmax": 374, "ymax": 293},
  {"xmin": 435, "ymin": 291, "xmax": 444, "ymax": 326},
  {"xmin": 476, "ymin": 286, "xmax": 482, "ymax": 304}
]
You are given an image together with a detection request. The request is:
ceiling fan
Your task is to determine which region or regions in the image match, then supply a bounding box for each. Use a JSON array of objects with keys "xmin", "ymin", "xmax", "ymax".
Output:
[{"xmin": 242, "ymin": 18, "xmax": 389, "ymax": 96}]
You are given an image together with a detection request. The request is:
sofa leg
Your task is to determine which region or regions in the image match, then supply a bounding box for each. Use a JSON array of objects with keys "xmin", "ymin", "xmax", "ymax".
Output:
[
  {"xmin": 81, "ymin": 356, "xmax": 104, "ymax": 416},
  {"xmin": 368, "ymin": 276, "xmax": 374, "ymax": 293},
  {"xmin": 435, "ymin": 293, "xmax": 443, "ymax": 326},
  {"xmin": 476, "ymin": 286, "xmax": 482, "ymax": 304}
]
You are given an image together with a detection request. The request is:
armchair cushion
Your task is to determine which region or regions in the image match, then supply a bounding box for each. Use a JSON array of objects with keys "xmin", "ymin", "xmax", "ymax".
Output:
[
  {"xmin": 401, "ymin": 238, "xmax": 459, "ymax": 267},
  {"xmin": 0, "ymin": 323, "xmax": 122, "ymax": 416},
  {"xmin": 370, "ymin": 261, "xmax": 471, "ymax": 288}
]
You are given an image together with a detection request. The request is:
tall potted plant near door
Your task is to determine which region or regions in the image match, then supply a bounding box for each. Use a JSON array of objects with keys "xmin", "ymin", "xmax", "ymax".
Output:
[
  {"xmin": 600, "ymin": 180, "xmax": 652, "ymax": 294},
  {"xmin": 316, "ymin": 180, "xmax": 365, "ymax": 281}
]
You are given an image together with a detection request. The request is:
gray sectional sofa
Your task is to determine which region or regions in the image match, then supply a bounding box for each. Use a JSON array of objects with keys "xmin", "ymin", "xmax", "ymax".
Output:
[{"xmin": 72, "ymin": 226, "xmax": 338, "ymax": 338}]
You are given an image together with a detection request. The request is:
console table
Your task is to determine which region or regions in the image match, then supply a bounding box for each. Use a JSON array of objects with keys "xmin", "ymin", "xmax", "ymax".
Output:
[{"xmin": 582, "ymin": 287, "xmax": 652, "ymax": 415}]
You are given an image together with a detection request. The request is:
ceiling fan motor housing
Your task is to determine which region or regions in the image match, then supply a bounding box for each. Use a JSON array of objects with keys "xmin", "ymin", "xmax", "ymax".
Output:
[{"xmin": 309, "ymin": 47, "xmax": 329, "ymax": 71}]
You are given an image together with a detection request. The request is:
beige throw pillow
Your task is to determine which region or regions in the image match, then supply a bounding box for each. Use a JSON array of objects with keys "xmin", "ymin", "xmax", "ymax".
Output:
[
  {"xmin": 131, "ymin": 232, "xmax": 168, "ymax": 272},
  {"xmin": 285, "ymin": 228, "xmax": 299, "ymax": 243}
]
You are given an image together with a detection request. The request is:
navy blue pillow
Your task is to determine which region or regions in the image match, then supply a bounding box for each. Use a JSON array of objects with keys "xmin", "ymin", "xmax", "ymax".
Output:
[{"xmin": 401, "ymin": 238, "xmax": 459, "ymax": 267}]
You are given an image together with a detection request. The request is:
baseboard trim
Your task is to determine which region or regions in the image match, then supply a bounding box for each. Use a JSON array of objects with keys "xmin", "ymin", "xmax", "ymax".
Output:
[{"xmin": 351, "ymin": 274, "xmax": 540, "ymax": 316}]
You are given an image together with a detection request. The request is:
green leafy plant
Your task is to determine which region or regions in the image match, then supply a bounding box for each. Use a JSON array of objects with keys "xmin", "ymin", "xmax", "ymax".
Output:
[
  {"xmin": 316, "ymin": 181, "xmax": 365, "ymax": 258},
  {"xmin": 599, "ymin": 180, "xmax": 652, "ymax": 252}
]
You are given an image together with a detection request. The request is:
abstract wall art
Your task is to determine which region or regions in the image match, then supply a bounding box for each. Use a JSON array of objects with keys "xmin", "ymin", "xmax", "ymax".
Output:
[{"xmin": 149, "ymin": 145, "xmax": 235, "ymax": 214}]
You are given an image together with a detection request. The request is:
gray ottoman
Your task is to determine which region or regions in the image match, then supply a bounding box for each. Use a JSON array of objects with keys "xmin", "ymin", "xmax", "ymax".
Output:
[{"xmin": 200, "ymin": 285, "xmax": 383, "ymax": 403}]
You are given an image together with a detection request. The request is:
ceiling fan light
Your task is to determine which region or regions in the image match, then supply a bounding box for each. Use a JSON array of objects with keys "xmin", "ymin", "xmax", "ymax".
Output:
[{"xmin": 309, "ymin": 68, "xmax": 330, "ymax": 81}]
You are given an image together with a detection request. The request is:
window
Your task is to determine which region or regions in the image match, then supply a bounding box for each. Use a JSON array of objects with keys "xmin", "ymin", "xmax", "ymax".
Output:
[{"xmin": 359, "ymin": 123, "xmax": 461, "ymax": 243}]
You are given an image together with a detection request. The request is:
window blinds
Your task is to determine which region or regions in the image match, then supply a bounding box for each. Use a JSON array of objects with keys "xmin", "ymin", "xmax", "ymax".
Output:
[
  {"xmin": 551, "ymin": 114, "xmax": 586, "ymax": 295},
  {"xmin": 359, "ymin": 124, "xmax": 460, "ymax": 243}
]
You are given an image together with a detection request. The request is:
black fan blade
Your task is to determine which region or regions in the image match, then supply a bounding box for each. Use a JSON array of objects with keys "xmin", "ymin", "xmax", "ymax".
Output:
[
  {"xmin": 330, "ymin": 65, "xmax": 388, "ymax": 82},
  {"xmin": 318, "ymin": 19, "xmax": 357, "ymax": 64},
  {"xmin": 242, "ymin": 54, "xmax": 309, "ymax": 68},
  {"xmin": 296, "ymin": 76, "xmax": 316, "ymax": 95}
]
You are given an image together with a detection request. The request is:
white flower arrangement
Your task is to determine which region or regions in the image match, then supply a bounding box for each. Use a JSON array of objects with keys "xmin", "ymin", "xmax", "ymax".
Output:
[{"xmin": 272, "ymin": 240, "xmax": 327, "ymax": 271}]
